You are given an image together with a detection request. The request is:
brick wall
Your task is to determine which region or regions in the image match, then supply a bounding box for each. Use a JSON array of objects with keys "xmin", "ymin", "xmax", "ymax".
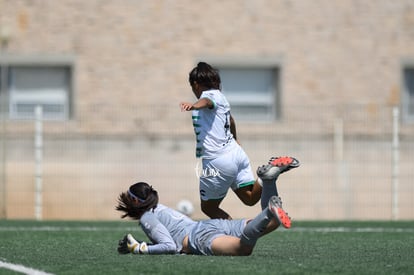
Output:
[{"xmin": 1, "ymin": 0, "xmax": 413, "ymax": 136}]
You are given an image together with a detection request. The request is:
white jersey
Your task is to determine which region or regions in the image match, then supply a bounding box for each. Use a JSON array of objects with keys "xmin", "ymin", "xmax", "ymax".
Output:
[{"xmin": 192, "ymin": 89, "xmax": 234, "ymax": 158}]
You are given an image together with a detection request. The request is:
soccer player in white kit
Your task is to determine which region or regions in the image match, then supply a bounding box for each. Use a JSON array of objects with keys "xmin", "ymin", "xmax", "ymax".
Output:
[
  {"xmin": 116, "ymin": 158, "xmax": 299, "ymax": 256},
  {"xmin": 180, "ymin": 62, "xmax": 298, "ymax": 219}
]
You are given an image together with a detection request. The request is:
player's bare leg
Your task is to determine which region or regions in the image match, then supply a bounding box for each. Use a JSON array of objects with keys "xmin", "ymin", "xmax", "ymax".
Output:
[
  {"xmin": 211, "ymin": 235, "xmax": 253, "ymax": 256},
  {"xmin": 233, "ymin": 180, "xmax": 262, "ymax": 206},
  {"xmin": 200, "ymin": 199, "xmax": 232, "ymax": 219}
]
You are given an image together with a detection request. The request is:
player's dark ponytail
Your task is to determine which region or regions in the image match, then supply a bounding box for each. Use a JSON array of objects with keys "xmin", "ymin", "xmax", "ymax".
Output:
[
  {"xmin": 116, "ymin": 182, "xmax": 159, "ymax": 220},
  {"xmin": 189, "ymin": 61, "xmax": 221, "ymax": 90}
]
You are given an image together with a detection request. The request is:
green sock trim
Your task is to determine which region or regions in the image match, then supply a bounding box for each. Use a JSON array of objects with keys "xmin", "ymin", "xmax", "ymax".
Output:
[{"xmin": 239, "ymin": 180, "xmax": 255, "ymax": 188}]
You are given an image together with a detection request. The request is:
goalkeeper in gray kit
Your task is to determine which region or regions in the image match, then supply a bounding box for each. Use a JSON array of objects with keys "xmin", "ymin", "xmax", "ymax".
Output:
[{"xmin": 116, "ymin": 156, "xmax": 299, "ymax": 256}]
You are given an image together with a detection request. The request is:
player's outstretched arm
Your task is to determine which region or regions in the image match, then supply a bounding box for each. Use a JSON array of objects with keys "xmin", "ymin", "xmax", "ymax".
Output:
[{"xmin": 180, "ymin": 98, "xmax": 213, "ymax": 111}]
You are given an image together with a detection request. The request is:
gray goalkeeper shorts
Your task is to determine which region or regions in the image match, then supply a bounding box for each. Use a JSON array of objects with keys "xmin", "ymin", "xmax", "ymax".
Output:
[{"xmin": 188, "ymin": 218, "xmax": 246, "ymax": 255}]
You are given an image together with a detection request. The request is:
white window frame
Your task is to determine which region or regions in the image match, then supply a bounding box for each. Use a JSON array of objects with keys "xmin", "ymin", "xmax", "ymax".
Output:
[
  {"xmin": 0, "ymin": 55, "xmax": 75, "ymax": 121},
  {"xmin": 201, "ymin": 57, "xmax": 282, "ymax": 122}
]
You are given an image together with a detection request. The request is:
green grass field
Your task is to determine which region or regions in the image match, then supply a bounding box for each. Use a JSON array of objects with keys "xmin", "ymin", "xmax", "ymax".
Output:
[{"xmin": 0, "ymin": 220, "xmax": 413, "ymax": 275}]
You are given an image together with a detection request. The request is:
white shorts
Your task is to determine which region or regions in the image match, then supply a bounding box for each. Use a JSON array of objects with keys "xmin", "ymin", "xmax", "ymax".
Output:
[{"xmin": 199, "ymin": 143, "xmax": 255, "ymax": 201}]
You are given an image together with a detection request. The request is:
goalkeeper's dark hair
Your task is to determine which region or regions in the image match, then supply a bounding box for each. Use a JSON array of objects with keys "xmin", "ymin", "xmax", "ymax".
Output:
[
  {"xmin": 189, "ymin": 61, "xmax": 221, "ymax": 90},
  {"xmin": 116, "ymin": 182, "xmax": 159, "ymax": 220}
]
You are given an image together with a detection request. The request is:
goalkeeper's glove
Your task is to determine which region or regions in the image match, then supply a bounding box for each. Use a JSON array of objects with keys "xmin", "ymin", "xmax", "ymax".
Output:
[{"xmin": 118, "ymin": 234, "xmax": 148, "ymax": 254}]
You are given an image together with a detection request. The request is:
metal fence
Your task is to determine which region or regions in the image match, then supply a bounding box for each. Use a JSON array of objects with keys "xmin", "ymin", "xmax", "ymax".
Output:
[{"xmin": 0, "ymin": 104, "xmax": 413, "ymax": 221}]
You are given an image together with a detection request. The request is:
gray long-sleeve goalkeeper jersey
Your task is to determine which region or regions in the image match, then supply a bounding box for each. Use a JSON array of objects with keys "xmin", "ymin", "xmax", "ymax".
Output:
[{"xmin": 139, "ymin": 204, "xmax": 197, "ymax": 254}]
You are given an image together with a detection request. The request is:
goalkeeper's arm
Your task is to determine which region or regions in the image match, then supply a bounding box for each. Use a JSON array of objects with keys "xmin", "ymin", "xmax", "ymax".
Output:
[{"xmin": 118, "ymin": 233, "xmax": 177, "ymax": 255}]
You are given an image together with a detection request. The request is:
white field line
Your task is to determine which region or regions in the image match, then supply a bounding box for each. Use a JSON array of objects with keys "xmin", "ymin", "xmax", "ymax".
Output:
[
  {"xmin": 290, "ymin": 227, "xmax": 414, "ymax": 233},
  {"xmin": 0, "ymin": 260, "xmax": 54, "ymax": 275},
  {"xmin": 0, "ymin": 226, "xmax": 138, "ymax": 232},
  {"xmin": 0, "ymin": 226, "xmax": 413, "ymax": 233}
]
